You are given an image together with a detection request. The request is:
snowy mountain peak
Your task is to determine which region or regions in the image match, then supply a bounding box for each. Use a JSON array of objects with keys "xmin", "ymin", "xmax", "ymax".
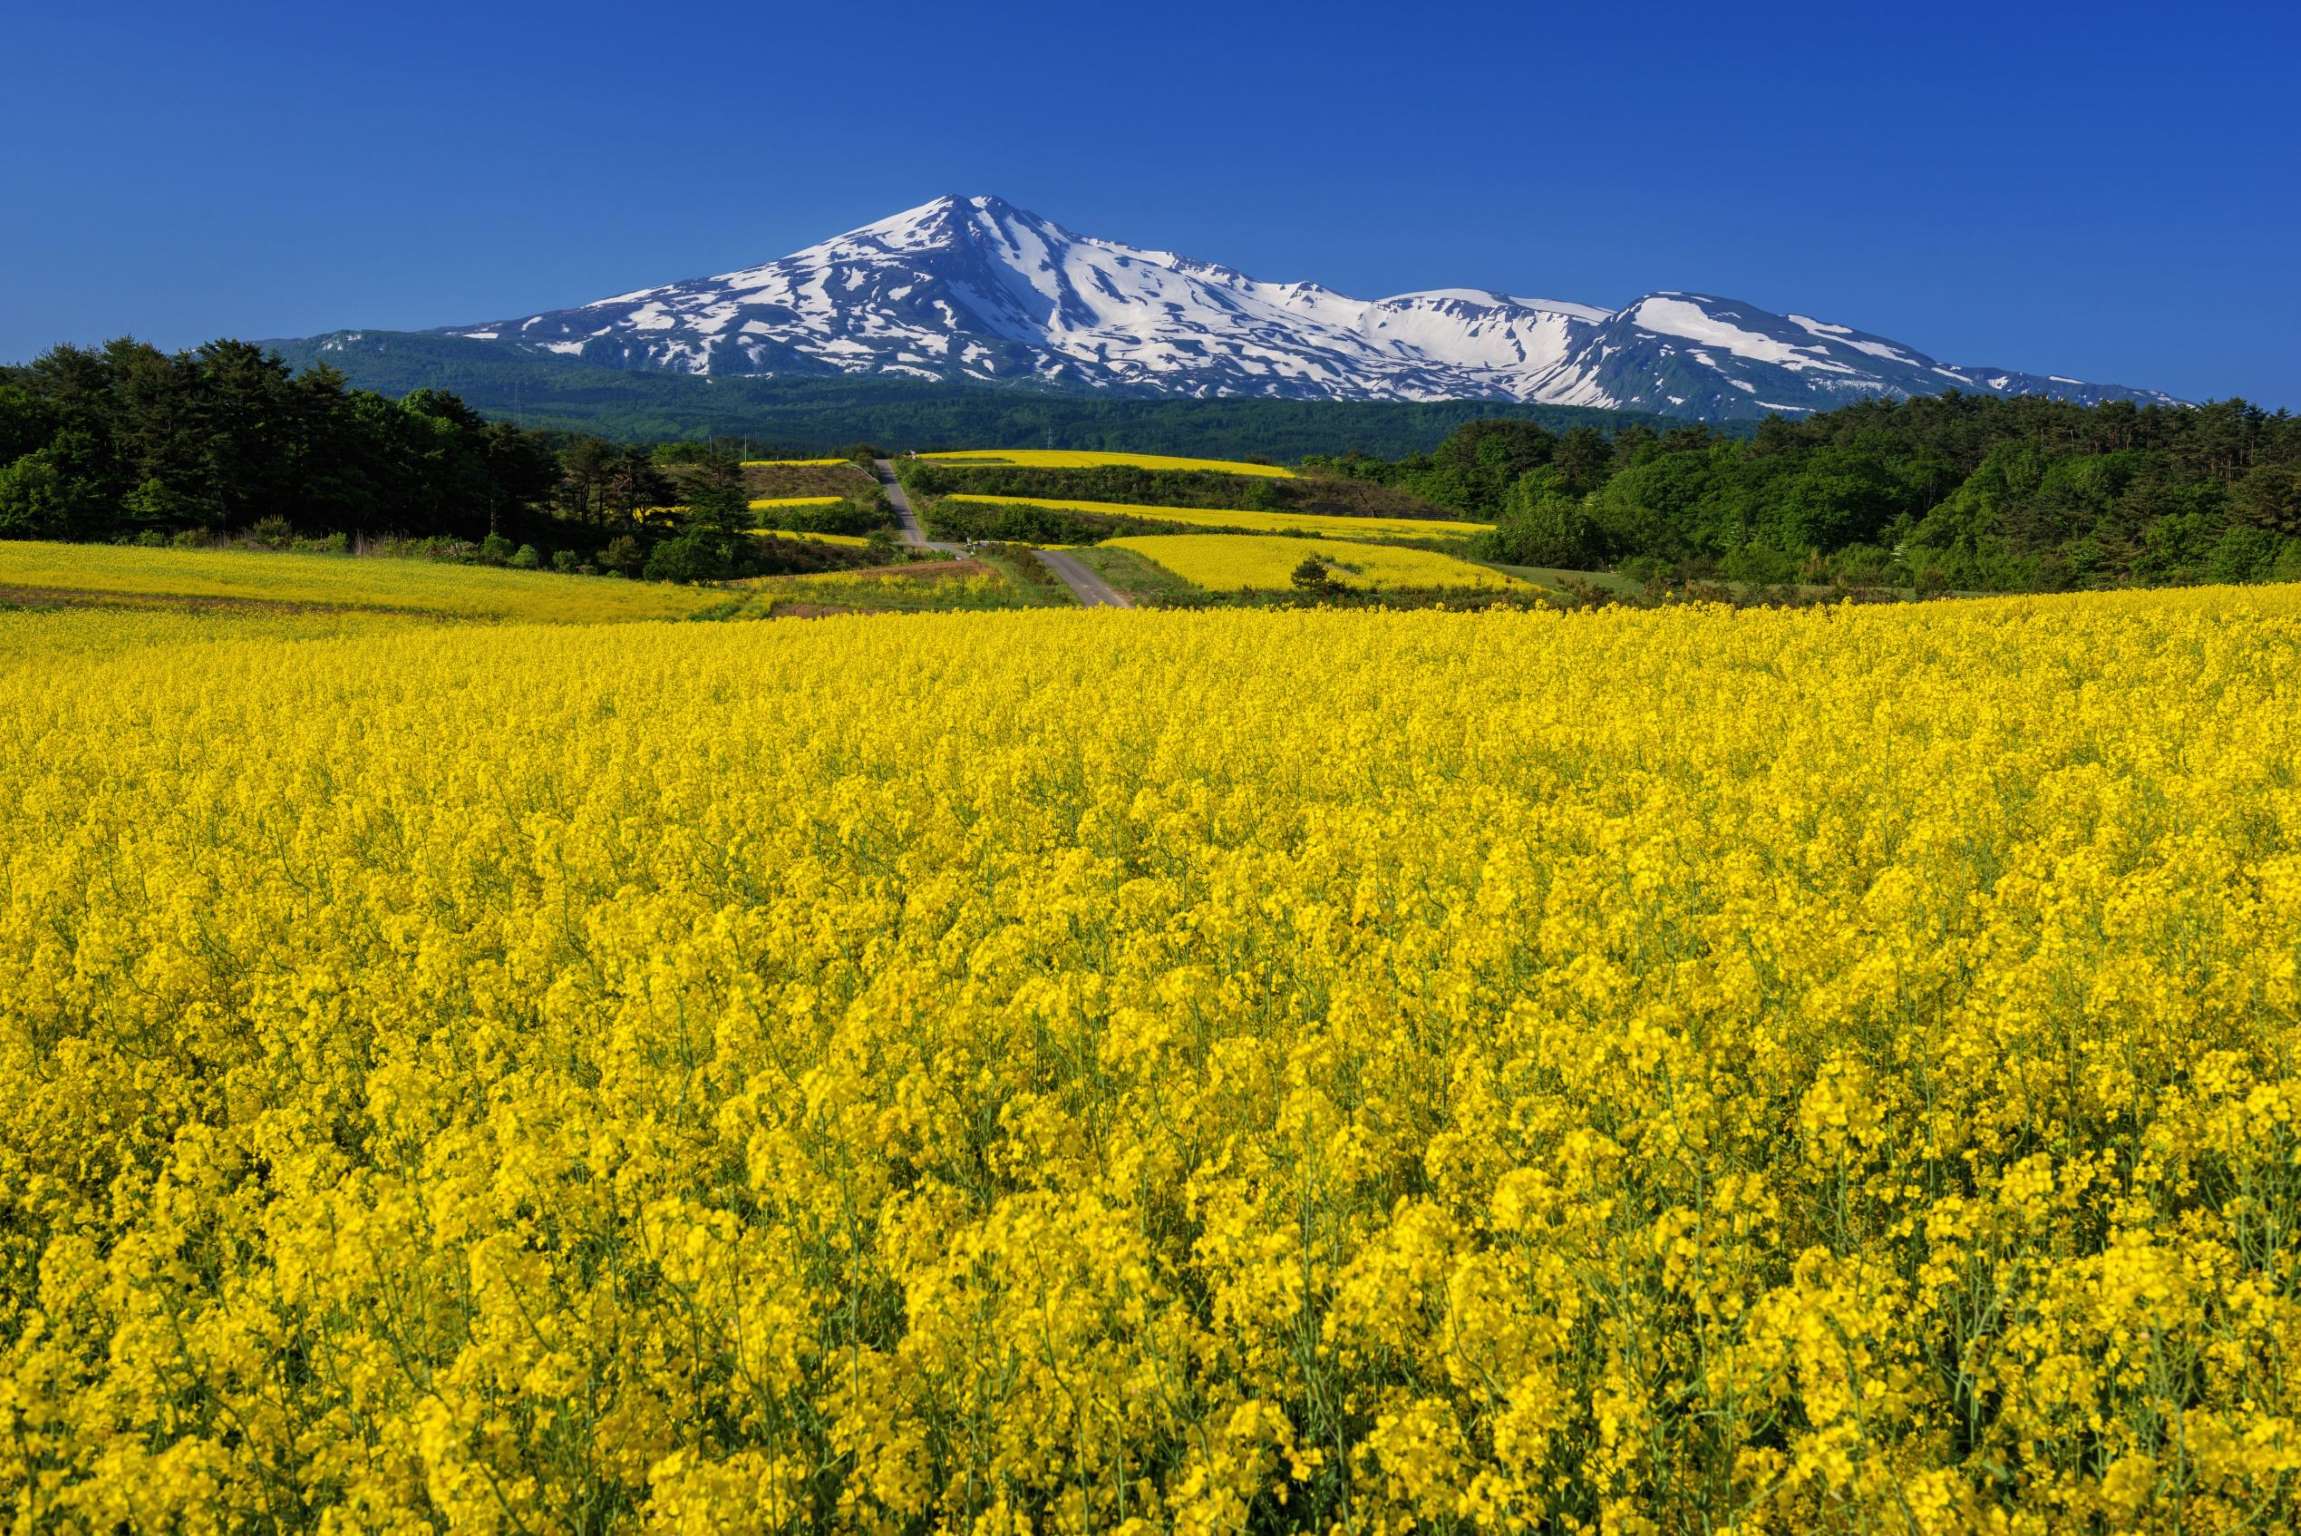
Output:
[{"xmin": 442, "ymin": 197, "xmax": 2177, "ymax": 421}]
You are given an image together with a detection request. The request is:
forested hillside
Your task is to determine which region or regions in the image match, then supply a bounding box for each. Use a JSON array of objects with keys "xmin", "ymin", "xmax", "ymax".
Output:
[
  {"xmin": 0, "ymin": 339, "xmax": 871, "ymax": 582},
  {"xmin": 1319, "ymin": 396, "xmax": 2301, "ymax": 590},
  {"xmin": 260, "ymin": 330, "xmax": 1668, "ymax": 456}
]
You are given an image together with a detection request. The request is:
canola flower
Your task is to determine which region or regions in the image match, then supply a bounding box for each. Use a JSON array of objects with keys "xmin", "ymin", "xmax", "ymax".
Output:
[
  {"xmin": 918, "ymin": 448, "xmax": 1297, "ymax": 478},
  {"xmin": 944, "ymin": 494, "xmax": 1491, "ymax": 545},
  {"xmin": 0, "ymin": 603, "xmax": 436, "ymax": 669},
  {"xmin": 1110, "ymin": 532, "xmax": 1530, "ymax": 592},
  {"xmin": 747, "ymin": 496, "xmax": 846, "ymax": 511},
  {"xmin": 750, "ymin": 528, "xmax": 878, "ymax": 549},
  {"xmin": 739, "ymin": 458, "xmax": 853, "ymax": 468},
  {"xmin": 3, "ymin": 587, "xmax": 2301, "ymax": 1530},
  {"xmin": 0, "ymin": 541, "xmax": 724, "ymax": 624},
  {"xmin": 735, "ymin": 561, "xmax": 1048, "ymax": 614}
]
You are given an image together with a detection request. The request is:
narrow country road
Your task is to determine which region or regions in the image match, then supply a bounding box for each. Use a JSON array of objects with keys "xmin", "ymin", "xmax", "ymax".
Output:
[
  {"xmin": 873, "ymin": 459, "xmax": 951, "ymax": 551},
  {"xmin": 1034, "ymin": 548, "xmax": 1135, "ymax": 609},
  {"xmin": 874, "ymin": 458, "xmax": 1135, "ymax": 609}
]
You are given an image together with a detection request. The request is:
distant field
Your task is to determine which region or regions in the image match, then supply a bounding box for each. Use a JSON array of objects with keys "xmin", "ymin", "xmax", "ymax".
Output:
[
  {"xmin": 1108, "ymin": 534, "xmax": 1530, "ymax": 592},
  {"xmin": 753, "ymin": 528, "xmax": 877, "ymax": 549},
  {"xmin": 0, "ymin": 543, "xmax": 722, "ymax": 624},
  {"xmin": 748, "ymin": 495, "xmax": 845, "ymax": 510},
  {"xmin": 742, "ymin": 461, "xmax": 877, "ymax": 500},
  {"xmin": 738, "ymin": 557, "xmax": 1057, "ymax": 615},
  {"xmin": 0, "ymin": 603, "xmax": 431, "ymax": 668},
  {"xmin": 918, "ymin": 449, "xmax": 1295, "ymax": 478},
  {"xmin": 944, "ymin": 494, "xmax": 1488, "ymax": 545}
]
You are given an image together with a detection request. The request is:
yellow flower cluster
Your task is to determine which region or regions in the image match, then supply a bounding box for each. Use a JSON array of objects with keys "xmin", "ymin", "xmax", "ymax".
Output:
[
  {"xmin": 751, "ymin": 528, "xmax": 877, "ymax": 550},
  {"xmin": 1109, "ymin": 533, "xmax": 1531, "ymax": 592},
  {"xmin": 918, "ymin": 449, "xmax": 1296, "ymax": 478},
  {"xmin": 736, "ymin": 563, "xmax": 1045, "ymax": 615},
  {"xmin": 0, "ymin": 541, "xmax": 723, "ymax": 623},
  {"xmin": 945, "ymin": 495, "xmax": 1491, "ymax": 545},
  {"xmin": 4, "ymin": 586, "xmax": 2301, "ymax": 1530}
]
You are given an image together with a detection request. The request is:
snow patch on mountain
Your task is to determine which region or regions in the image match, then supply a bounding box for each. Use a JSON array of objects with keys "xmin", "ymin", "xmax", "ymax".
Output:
[{"xmin": 434, "ymin": 195, "xmax": 2179, "ymax": 421}]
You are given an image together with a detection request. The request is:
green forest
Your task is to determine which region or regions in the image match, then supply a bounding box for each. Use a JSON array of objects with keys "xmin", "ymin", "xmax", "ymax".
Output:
[
  {"xmin": 1323, "ymin": 396, "xmax": 2301, "ymax": 591},
  {"xmin": 0, "ymin": 339, "xmax": 869, "ymax": 582},
  {"xmin": 258, "ymin": 330, "xmax": 1665, "ymax": 457}
]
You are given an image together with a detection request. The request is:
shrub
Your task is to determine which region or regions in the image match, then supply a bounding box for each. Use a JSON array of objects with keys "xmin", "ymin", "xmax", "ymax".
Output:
[
  {"xmin": 1720, "ymin": 543, "xmax": 1800, "ymax": 586},
  {"xmin": 1291, "ymin": 556, "xmax": 1340, "ymax": 593},
  {"xmin": 479, "ymin": 533, "xmax": 519, "ymax": 566},
  {"xmin": 758, "ymin": 497, "xmax": 893, "ymax": 536},
  {"xmin": 1617, "ymin": 554, "xmax": 1670, "ymax": 588},
  {"xmin": 1827, "ymin": 543, "xmax": 1895, "ymax": 588},
  {"xmin": 1480, "ymin": 487, "xmax": 1601, "ymax": 569},
  {"xmin": 510, "ymin": 544, "xmax": 541, "ymax": 570},
  {"xmin": 245, "ymin": 515, "xmax": 298, "ymax": 549},
  {"xmin": 643, "ymin": 532, "xmax": 737, "ymax": 584},
  {"xmin": 599, "ymin": 536, "xmax": 645, "ymax": 577}
]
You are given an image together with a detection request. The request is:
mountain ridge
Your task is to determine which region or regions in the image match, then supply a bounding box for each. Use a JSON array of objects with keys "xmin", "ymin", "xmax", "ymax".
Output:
[{"xmin": 343, "ymin": 194, "xmax": 2175, "ymax": 423}]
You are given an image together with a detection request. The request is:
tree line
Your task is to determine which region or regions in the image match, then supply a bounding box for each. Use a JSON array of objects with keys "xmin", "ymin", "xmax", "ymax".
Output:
[
  {"xmin": 0, "ymin": 338, "xmax": 886, "ymax": 582},
  {"xmin": 1308, "ymin": 395, "xmax": 2301, "ymax": 590}
]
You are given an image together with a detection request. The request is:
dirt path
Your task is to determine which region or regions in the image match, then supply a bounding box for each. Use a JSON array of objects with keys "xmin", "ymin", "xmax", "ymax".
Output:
[{"xmin": 1034, "ymin": 549, "xmax": 1135, "ymax": 609}]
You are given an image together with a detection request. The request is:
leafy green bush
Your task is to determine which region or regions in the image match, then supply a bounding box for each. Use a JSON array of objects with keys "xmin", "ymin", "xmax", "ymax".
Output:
[
  {"xmin": 599, "ymin": 537, "xmax": 644, "ymax": 576},
  {"xmin": 757, "ymin": 497, "xmax": 893, "ymax": 536},
  {"xmin": 245, "ymin": 515, "xmax": 298, "ymax": 549},
  {"xmin": 643, "ymin": 535, "xmax": 726, "ymax": 584}
]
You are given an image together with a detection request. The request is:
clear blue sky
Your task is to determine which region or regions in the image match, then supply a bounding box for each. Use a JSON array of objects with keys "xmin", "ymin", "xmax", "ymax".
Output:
[{"xmin": 6, "ymin": 0, "xmax": 2295, "ymax": 406}]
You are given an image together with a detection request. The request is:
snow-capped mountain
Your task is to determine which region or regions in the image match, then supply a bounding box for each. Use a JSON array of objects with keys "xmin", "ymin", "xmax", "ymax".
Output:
[{"xmin": 425, "ymin": 195, "xmax": 2176, "ymax": 421}]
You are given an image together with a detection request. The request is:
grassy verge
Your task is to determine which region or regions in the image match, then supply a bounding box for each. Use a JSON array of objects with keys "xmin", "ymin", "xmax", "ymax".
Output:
[
  {"xmin": 738, "ymin": 553, "xmax": 1066, "ymax": 618},
  {"xmin": 1485, "ymin": 563, "xmax": 1644, "ymax": 596},
  {"xmin": 1070, "ymin": 546, "xmax": 1206, "ymax": 605},
  {"xmin": 975, "ymin": 544, "xmax": 1074, "ymax": 605}
]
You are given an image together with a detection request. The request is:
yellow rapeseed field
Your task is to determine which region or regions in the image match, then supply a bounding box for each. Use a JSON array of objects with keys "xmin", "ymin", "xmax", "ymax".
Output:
[
  {"xmin": 918, "ymin": 448, "xmax": 1297, "ymax": 478},
  {"xmin": 739, "ymin": 458, "xmax": 852, "ymax": 468},
  {"xmin": 945, "ymin": 494, "xmax": 1491, "ymax": 545},
  {"xmin": 747, "ymin": 495, "xmax": 846, "ymax": 511},
  {"xmin": 0, "ymin": 541, "xmax": 723, "ymax": 624},
  {"xmin": 736, "ymin": 561, "xmax": 1045, "ymax": 614},
  {"xmin": 751, "ymin": 528, "xmax": 877, "ymax": 549},
  {"xmin": 1110, "ymin": 532, "xmax": 1530, "ymax": 592},
  {"xmin": 5, "ymin": 585, "xmax": 2301, "ymax": 1530}
]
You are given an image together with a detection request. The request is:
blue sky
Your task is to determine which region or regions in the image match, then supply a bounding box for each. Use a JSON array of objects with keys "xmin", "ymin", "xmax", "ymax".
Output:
[{"xmin": 5, "ymin": 0, "xmax": 2295, "ymax": 405}]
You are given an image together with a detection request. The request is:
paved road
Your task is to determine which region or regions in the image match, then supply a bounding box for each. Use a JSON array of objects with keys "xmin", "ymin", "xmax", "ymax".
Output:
[
  {"xmin": 873, "ymin": 457, "xmax": 1135, "ymax": 609},
  {"xmin": 1034, "ymin": 548, "xmax": 1135, "ymax": 609},
  {"xmin": 873, "ymin": 459, "xmax": 953, "ymax": 551}
]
